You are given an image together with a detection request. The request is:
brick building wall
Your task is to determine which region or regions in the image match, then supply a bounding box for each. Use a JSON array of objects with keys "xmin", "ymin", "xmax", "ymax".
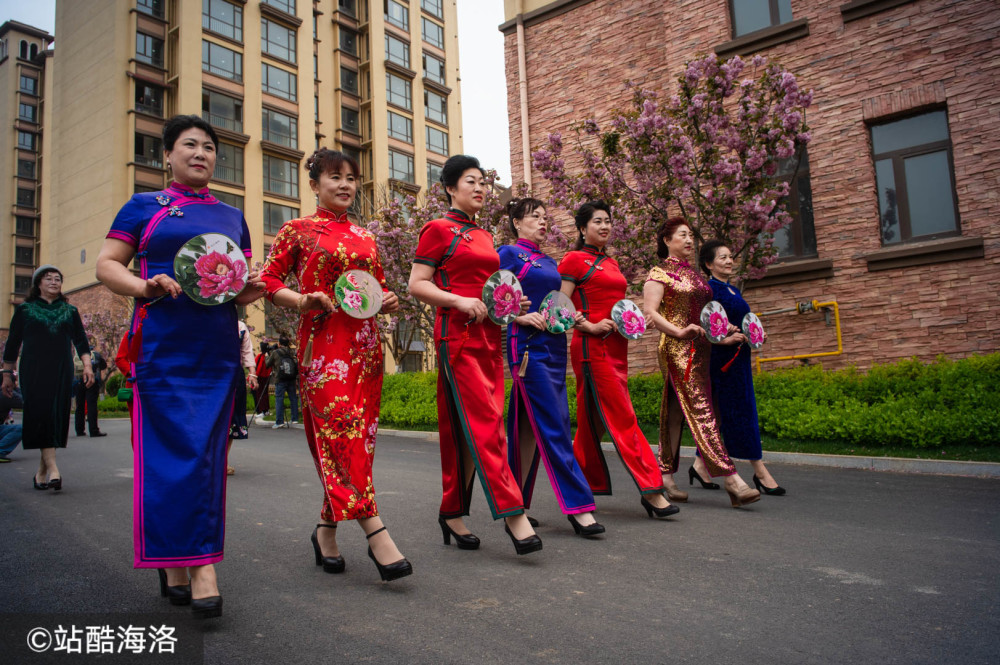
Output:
[{"xmin": 502, "ymin": 0, "xmax": 1000, "ymax": 373}]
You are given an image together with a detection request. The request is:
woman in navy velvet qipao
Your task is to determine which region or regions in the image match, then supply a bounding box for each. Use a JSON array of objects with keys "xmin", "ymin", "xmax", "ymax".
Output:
[
  {"xmin": 97, "ymin": 115, "xmax": 264, "ymax": 618},
  {"xmin": 498, "ymin": 198, "xmax": 604, "ymax": 537},
  {"xmin": 700, "ymin": 240, "xmax": 785, "ymax": 496}
]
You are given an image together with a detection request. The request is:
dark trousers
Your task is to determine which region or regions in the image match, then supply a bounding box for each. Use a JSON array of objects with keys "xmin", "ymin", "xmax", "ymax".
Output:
[{"xmin": 74, "ymin": 379, "xmax": 100, "ymax": 435}]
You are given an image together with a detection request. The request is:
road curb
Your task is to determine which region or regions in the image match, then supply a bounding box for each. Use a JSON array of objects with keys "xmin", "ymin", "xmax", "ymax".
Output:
[{"xmin": 377, "ymin": 428, "xmax": 1000, "ymax": 479}]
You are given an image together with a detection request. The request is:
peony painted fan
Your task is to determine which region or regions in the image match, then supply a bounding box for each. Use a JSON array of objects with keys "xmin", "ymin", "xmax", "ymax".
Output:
[
  {"xmin": 610, "ymin": 299, "xmax": 646, "ymax": 340},
  {"xmin": 334, "ymin": 270, "xmax": 383, "ymax": 319},
  {"xmin": 173, "ymin": 233, "xmax": 248, "ymax": 305},
  {"xmin": 741, "ymin": 312, "xmax": 766, "ymax": 350},
  {"xmin": 537, "ymin": 291, "xmax": 577, "ymax": 334},
  {"xmin": 482, "ymin": 270, "xmax": 524, "ymax": 326},
  {"xmin": 700, "ymin": 301, "xmax": 730, "ymax": 343}
]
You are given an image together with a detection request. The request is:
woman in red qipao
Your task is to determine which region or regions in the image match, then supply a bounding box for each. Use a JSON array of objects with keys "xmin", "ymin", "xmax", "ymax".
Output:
[
  {"xmin": 408, "ymin": 154, "xmax": 542, "ymax": 556},
  {"xmin": 558, "ymin": 201, "xmax": 678, "ymax": 520},
  {"xmin": 261, "ymin": 149, "xmax": 412, "ymax": 582}
]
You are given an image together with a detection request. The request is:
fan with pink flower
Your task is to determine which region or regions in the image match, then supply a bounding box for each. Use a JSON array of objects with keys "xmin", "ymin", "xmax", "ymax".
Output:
[
  {"xmin": 699, "ymin": 301, "xmax": 730, "ymax": 343},
  {"xmin": 741, "ymin": 312, "xmax": 766, "ymax": 349},
  {"xmin": 173, "ymin": 233, "xmax": 248, "ymax": 305},
  {"xmin": 334, "ymin": 270, "xmax": 383, "ymax": 319},
  {"xmin": 610, "ymin": 299, "xmax": 647, "ymax": 340},
  {"xmin": 482, "ymin": 270, "xmax": 524, "ymax": 325}
]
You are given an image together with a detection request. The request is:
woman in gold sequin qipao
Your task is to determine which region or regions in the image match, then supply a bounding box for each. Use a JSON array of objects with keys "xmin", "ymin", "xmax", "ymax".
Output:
[{"xmin": 642, "ymin": 217, "xmax": 760, "ymax": 508}]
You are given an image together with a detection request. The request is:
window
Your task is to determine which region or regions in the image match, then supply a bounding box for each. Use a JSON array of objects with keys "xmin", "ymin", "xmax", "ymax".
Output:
[
  {"xmin": 729, "ymin": 0, "xmax": 793, "ymax": 37},
  {"xmin": 263, "ymin": 154, "xmax": 299, "ymax": 197},
  {"xmin": 871, "ymin": 110, "xmax": 959, "ymax": 245},
  {"xmin": 29, "ymin": 44, "xmax": 38, "ymax": 59},
  {"xmin": 137, "ymin": 0, "xmax": 165, "ymax": 19},
  {"xmin": 19, "ymin": 40, "xmax": 27, "ymax": 60},
  {"xmin": 387, "ymin": 111, "xmax": 413, "ymax": 143},
  {"xmin": 385, "ymin": 34, "xmax": 410, "ymax": 68},
  {"xmin": 213, "ymin": 190, "xmax": 244, "ymax": 210},
  {"xmin": 135, "ymin": 133, "xmax": 163, "ymax": 168},
  {"xmin": 340, "ymin": 28, "xmax": 357, "ymax": 56},
  {"xmin": 202, "ymin": 40, "xmax": 243, "ymax": 81},
  {"xmin": 262, "ymin": 108, "xmax": 298, "ymax": 147},
  {"xmin": 17, "ymin": 159, "xmax": 35, "ymax": 179},
  {"xmin": 17, "ymin": 188, "xmax": 35, "ymax": 208},
  {"xmin": 313, "ymin": 54, "xmax": 318, "ymax": 80},
  {"xmin": 262, "ymin": 0, "xmax": 296, "ymax": 14},
  {"xmin": 421, "ymin": 18, "xmax": 444, "ymax": 49},
  {"xmin": 388, "ymin": 149, "xmax": 414, "ymax": 183},
  {"xmin": 772, "ymin": 150, "xmax": 816, "ymax": 260},
  {"xmin": 339, "ymin": 0, "xmax": 356, "ymax": 16},
  {"xmin": 203, "ymin": 0, "xmax": 243, "ymax": 42},
  {"xmin": 262, "ymin": 63, "xmax": 297, "ymax": 100},
  {"xmin": 201, "ymin": 90, "xmax": 242, "ymax": 132},
  {"xmin": 422, "ymin": 0, "xmax": 443, "ymax": 19},
  {"xmin": 386, "ymin": 73, "xmax": 412, "ymax": 110},
  {"xmin": 136, "ymin": 33, "xmax": 164, "ymax": 67},
  {"xmin": 17, "ymin": 131, "xmax": 36, "ymax": 151},
  {"xmin": 385, "ymin": 0, "xmax": 409, "ymax": 30},
  {"xmin": 264, "ymin": 201, "xmax": 298, "ymax": 233},
  {"xmin": 425, "ymin": 89, "xmax": 447, "ymax": 124},
  {"xmin": 342, "ymin": 107, "xmax": 360, "ymax": 135},
  {"xmin": 261, "ymin": 17, "xmax": 296, "ymax": 63},
  {"xmin": 14, "ymin": 275, "xmax": 32, "ymax": 294},
  {"xmin": 19, "ymin": 75, "xmax": 38, "ymax": 95},
  {"xmin": 15, "ymin": 246, "xmax": 34, "ymax": 266},
  {"xmin": 426, "ymin": 126, "xmax": 448, "ymax": 155},
  {"xmin": 215, "ymin": 143, "xmax": 244, "ymax": 183},
  {"xmin": 136, "ymin": 83, "xmax": 164, "ymax": 116},
  {"xmin": 427, "ymin": 160, "xmax": 442, "ymax": 185},
  {"xmin": 16, "ymin": 216, "xmax": 35, "ymax": 235},
  {"xmin": 423, "ymin": 53, "xmax": 445, "ymax": 84},
  {"xmin": 341, "ymin": 67, "xmax": 358, "ymax": 95},
  {"xmin": 18, "ymin": 103, "xmax": 37, "ymax": 123}
]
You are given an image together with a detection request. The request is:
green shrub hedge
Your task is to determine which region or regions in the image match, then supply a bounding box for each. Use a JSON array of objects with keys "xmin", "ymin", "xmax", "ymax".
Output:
[{"xmin": 375, "ymin": 354, "xmax": 1000, "ymax": 448}]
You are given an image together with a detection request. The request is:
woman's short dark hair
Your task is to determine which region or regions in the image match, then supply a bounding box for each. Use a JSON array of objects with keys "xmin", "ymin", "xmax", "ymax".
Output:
[
  {"xmin": 27, "ymin": 267, "xmax": 65, "ymax": 302},
  {"xmin": 162, "ymin": 114, "xmax": 219, "ymax": 151},
  {"xmin": 573, "ymin": 200, "xmax": 612, "ymax": 250},
  {"xmin": 655, "ymin": 217, "xmax": 691, "ymax": 259},
  {"xmin": 698, "ymin": 239, "xmax": 728, "ymax": 275},
  {"xmin": 505, "ymin": 197, "xmax": 545, "ymax": 237},
  {"xmin": 306, "ymin": 148, "xmax": 360, "ymax": 181},
  {"xmin": 440, "ymin": 155, "xmax": 485, "ymax": 205}
]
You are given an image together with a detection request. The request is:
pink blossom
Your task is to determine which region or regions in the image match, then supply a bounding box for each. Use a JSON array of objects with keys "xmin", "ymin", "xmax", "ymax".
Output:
[
  {"xmin": 342, "ymin": 290, "xmax": 363, "ymax": 311},
  {"xmin": 345, "ymin": 273, "xmax": 363, "ymax": 289},
  {"xmin": 492, "ymin": 283, "xmax": 521, "ymax": 319},
  {"xmin": 622, "ymin": 309, "xmax": 646, "ymax": 336},
  {"xmin": 748, "ymin": 321, "xmax": 764, "ymax": 346},
  {"xmin": 194, "ymin": 251, "xmax": 246, "ymax": 298}
]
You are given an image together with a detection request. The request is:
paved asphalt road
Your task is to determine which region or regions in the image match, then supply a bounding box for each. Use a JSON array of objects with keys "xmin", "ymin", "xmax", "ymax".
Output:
[{"xmin": 2, "ymin": 418, "xmax": 998, "ymax": 665}]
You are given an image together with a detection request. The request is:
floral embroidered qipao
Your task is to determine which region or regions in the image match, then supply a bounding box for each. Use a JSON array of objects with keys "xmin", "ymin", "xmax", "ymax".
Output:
[{"xmin": 261, "ymin": 208, "xmax": 386, "ymax": 521}]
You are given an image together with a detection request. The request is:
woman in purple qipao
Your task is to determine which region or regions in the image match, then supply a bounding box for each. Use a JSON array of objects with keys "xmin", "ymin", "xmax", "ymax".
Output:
[{"xmin": 96, "ymin": 115, "xmax": 264, "ymax": 619}]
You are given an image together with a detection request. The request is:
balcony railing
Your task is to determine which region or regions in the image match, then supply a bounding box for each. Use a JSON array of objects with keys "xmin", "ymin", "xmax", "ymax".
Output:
[
  {"xmin": 202, "ymin": 112, "xmax": 242, "ymax": 133},
  {"xmin": 213, "ymin": 164, "xmax": 243, "ymax": 183},
  {"xmin": 136, "ymin": 101, "xmax": 163, "ymax": 117},
  {"xmin": 134, "ymin": 154, "xmax": 164, "ymax": 168}
]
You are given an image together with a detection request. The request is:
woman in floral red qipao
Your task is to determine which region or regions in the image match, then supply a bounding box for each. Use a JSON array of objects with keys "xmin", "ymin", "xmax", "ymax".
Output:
[{"xmin": 261, "ymin": 149, "xmax": 412, "ymax": 582}]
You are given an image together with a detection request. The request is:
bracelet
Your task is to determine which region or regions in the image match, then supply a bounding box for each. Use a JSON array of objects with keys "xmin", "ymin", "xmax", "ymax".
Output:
[{"xmin": 297, "ymin": 293, "xmax": 307, "ymax": 311}]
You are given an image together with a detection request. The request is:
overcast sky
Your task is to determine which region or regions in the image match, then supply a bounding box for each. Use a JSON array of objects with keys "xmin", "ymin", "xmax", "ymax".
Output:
[{"xmin": 0, "ymin": 0, "xmax": 513, "ymax": 184}]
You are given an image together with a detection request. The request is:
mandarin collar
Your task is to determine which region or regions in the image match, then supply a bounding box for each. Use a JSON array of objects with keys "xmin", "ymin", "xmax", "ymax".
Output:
[
  {"xmin": 315, "ymin": 206, "xmax": 351, "ymax": 223},
  {"xmin": 666, "ymin": 255, "xmax": 692, "ymax": 269},
  {"xmin": 515, "ymin": 238, "xmax": 541, "ymax": 252},
  {"xmin": 445, "ymin": 208, "xmax": 476, "ymax": 225},
  {"xmin": 582, "ymin": 243, "xmax": 606, "ymax": 256},
  {"xmin": 167, "ymin": 181, "xmax": 212, "ymax": 199}
]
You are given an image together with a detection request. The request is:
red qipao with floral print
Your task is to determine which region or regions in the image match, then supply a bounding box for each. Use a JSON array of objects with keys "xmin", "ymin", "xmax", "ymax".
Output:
[
  {"xmin": 261, "ymin": 208, "xmax": 386, "ymax": 522},
  {"xmin": 414, "ymin": 210, "xmax": 526, "ymax": 520},
  {"xmin": 558, "ymin": 245, "xmax": 663, "ymax": 496}
]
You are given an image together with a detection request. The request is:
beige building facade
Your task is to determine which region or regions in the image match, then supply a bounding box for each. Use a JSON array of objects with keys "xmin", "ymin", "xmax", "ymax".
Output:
[{"xmin": 5, "ymin": 0, "xmax": 462, "ymax": 372}]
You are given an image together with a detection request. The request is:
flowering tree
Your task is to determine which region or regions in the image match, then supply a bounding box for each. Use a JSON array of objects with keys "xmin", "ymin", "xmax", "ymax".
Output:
[
  {"xmin": 81, "ymin": 297, "xmax": 133, "ymax": 362},
  {"xmin": 531, "ymin": 53, "xmax": 812, "ymax": 284},
  {"xmin": 367, "ymin": 171, "xmax": 542, "ymax": 369}
]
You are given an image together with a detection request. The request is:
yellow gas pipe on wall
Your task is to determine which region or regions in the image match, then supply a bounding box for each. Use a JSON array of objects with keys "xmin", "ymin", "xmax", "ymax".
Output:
[{"xmin": 754, "ymin": 299, "xmax": 843, "ymax": 372}]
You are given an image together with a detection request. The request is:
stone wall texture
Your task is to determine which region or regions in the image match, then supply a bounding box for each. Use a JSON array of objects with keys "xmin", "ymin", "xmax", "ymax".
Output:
[{"xmin": 503, "ymin": 0, "xmax": 1000, "ymax": 374}]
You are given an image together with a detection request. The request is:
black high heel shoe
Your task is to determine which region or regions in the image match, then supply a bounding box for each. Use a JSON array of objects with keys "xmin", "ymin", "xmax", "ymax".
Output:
[
  {"xmin": 157, "ymin": 569, "xmax": 192, "ymax": 606},
  {"xmin": 753, "ymin": 474, "xmax": 787, "ymax": 496},
  {"xmin": 504, "ymin": 521, "xmax": 543, "ymax": 555},
  {"xmin": 191, "ymin": 595, "xmax": 223, "ymax": 619},
  {"xmin": 567, "ymin": 514, "xmax": 605, "ymax": 537},
  {"xmin": 366, "ymin": 526, "xmax": 412, "ymax": 582},
  {"xmin": 48, "ymin": 477, "xmax": 62, "ymax": 492},
  {"xmin": 641, "ymin": 496, "xmax": 680, "ymax": 519},
  {"xmin": 32, "ymin": 474, "xmax": 48, "ymax": 491},
  {"xmin": 311, "ymin": 524, "xmax": 346, "ymax": 574},
  {"xmin": 438, "ymin": 515, "xmax": 480, "ymax": 550},
  {"xmin": 688, "ymin": 466, "xmax": 720, "ymax": 490},
  {"xmin": 527, "ymin": 516, "xmax": 540, "ymax": 528}
]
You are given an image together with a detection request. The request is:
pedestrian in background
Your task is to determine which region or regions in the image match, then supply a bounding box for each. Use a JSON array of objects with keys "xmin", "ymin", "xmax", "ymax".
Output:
[
  {"xmin": 2, "ymin": 265, "xmax": 93, "ymax": 491},
  {"xmin": 267, "ymin": 337, "xmax": 299, "ymax": 428},
  {"xmin": 75, "ymin": 346, "xmax": 108, "ymax": 437},
  {"xmin": 0, "ymin": 388, "xmax": 24, "ymax": 463},
  {"xmin": 226, "ymin": 320, "xmax": 256, "ymax": 475},
  {"xmin": 252, "ymin": 341, "xmax": 272, "ymax": 418}
]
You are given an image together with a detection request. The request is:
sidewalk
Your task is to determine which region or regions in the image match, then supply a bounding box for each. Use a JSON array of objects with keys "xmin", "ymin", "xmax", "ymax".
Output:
[{"xmin": 377, "ymin": 427, "xmax": 1000, "ymax": 479}]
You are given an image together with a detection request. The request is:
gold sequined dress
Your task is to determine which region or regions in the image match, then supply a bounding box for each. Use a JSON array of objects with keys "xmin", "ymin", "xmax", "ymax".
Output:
[{"xmin": 647, "ymin": 257, "xmax": 736, "ymax": 478}]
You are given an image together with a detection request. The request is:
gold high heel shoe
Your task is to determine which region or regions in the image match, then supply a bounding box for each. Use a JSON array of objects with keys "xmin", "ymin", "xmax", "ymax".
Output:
[{"xmin": 726, "ymin": 485, "xmax": 761, "ymax": 508}]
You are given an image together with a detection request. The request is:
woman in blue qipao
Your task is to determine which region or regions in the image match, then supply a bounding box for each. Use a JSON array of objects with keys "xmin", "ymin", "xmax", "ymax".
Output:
[
  {"xmin": 97, "ymin": 115, "xmax": 265, "ymax": 619},
  {"xmin": 498, "ymin": 199, "xmax": 605, "ymax": 537},
  {"xmin": 699, "ymin": 240, "xmax": 784, "ymax": 496}
]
